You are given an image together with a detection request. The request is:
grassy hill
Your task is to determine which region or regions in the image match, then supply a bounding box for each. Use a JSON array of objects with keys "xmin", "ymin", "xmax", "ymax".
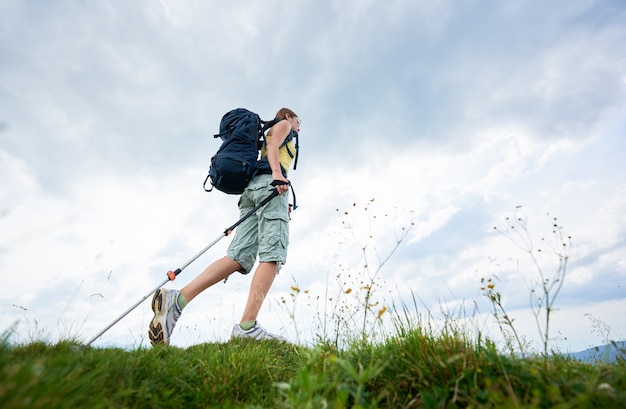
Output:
[
  {"xmin": 2, "ymin": 328, "xmax": 624, "ymax": 408},
  {"xmin": 3, "ymin": 209, "xmax": 624, "ymax": 407}
]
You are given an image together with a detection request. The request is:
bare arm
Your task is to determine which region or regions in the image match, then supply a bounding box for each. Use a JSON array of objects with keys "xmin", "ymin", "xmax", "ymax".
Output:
[{"xmin": 266, "ymin": 119, "xmax": 292, "ymax": 194}]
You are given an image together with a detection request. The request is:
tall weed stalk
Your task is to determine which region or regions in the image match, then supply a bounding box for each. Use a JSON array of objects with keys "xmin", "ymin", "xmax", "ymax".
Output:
[
  {"xmin": 490, "ymin": 207, "xmax": 571, "ymax": 364},
  {"xmin": 332, "ymin": 199, "xmax": 414, "ymax": 348}
]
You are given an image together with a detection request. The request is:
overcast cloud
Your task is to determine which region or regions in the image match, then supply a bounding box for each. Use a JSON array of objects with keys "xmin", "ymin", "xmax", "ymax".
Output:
[{"xmin": 1, "ymin": 0, "xmax": 625, "ymax": 352}]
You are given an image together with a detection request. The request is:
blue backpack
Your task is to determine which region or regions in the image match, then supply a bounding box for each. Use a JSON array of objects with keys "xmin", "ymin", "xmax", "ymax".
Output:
[{"xmin": 203, "ymin": 108, "xmax": 298, "ymax": 195}]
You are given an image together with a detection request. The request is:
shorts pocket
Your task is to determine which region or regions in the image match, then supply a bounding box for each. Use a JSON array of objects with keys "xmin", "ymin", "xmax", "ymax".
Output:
[{"xmin": 258, "ymin": 210, "xmax": 290, "ymax": 261}]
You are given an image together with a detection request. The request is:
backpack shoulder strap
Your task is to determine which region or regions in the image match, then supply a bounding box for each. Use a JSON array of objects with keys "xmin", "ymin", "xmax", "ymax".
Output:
[
  {"xmin": 261, "ymin": 117, "xmax": 281, "ymax": 133},
  {"xmin": 290, "ymin": 130, "xmax": 299, "ymax": 170}
]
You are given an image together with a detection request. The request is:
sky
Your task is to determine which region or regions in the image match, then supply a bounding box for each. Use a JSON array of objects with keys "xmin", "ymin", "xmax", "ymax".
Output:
[{"xmin": 1, "ymin": 0, "xmax": 625, "ymax": 353}]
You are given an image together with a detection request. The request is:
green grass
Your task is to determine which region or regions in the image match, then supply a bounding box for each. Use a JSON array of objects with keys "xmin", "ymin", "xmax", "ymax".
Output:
[{"xmin": 2, "ymin": 329, "xmax": 624, "ymax": 408}]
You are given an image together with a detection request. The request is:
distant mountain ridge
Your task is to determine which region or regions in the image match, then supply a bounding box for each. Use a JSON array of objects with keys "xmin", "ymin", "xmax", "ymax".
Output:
[{"xmin": 567, "ymin": 341, "xmax": 626, "ymax": 363}]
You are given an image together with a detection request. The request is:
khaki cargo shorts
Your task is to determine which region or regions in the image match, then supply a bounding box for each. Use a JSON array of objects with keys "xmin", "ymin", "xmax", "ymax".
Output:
[{"xmin": 226, "ymin": 174, "xmax": 290, "ymax": 274}]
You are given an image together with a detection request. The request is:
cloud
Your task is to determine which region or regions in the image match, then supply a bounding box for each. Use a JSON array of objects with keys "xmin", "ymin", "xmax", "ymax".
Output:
[{"xmin": 1, "ymin": 0, "xmax": 625, "ymax": 352}]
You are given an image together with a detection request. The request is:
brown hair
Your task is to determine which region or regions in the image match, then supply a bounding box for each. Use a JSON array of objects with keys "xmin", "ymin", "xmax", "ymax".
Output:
[{"xmin": 275, "ymin": 107, "xmax": 298, "ymax": 120}]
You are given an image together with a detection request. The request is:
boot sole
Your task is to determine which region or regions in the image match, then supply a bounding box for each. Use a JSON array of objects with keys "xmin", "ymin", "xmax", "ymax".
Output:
[{"xmin": 148, "ymin": 289, "xmax": 167, "ymax": 345}]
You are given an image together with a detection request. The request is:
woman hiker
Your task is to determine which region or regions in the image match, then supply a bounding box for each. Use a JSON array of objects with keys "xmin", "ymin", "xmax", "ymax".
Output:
[{"xmin": 148, "ymin": 108, "xmax": 301, "ymax": 345}]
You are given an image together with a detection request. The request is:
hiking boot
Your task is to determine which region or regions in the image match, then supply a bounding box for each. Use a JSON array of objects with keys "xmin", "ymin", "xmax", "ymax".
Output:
[
  {"xmin": 148, "ymin": 289, "xmax": 182, "ymax": 345},
  {"xmin": 231, "ymin": 322, "xmax": 287, "ymax": 342}
]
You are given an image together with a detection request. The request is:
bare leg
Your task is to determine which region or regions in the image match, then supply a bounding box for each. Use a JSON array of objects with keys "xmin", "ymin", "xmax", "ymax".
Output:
[
  {"xmin": 240, "ymin": 261, "xmax": 278, "ymax": 322},
  {"xmin": 181, "ymin": 257, "xmax": 241, "ymax": 303}
]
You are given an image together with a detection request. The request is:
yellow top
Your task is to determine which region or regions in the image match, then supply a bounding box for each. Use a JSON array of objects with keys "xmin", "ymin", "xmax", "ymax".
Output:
[{"xmin": 261, "ymin": 133, "xmax": 296, "ymax": 175}]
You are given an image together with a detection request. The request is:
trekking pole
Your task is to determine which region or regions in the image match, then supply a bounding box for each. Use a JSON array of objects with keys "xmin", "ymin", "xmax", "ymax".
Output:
[{"xmin": 80, "ymin": 187, "xmax": 281, "ymax": 348}]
